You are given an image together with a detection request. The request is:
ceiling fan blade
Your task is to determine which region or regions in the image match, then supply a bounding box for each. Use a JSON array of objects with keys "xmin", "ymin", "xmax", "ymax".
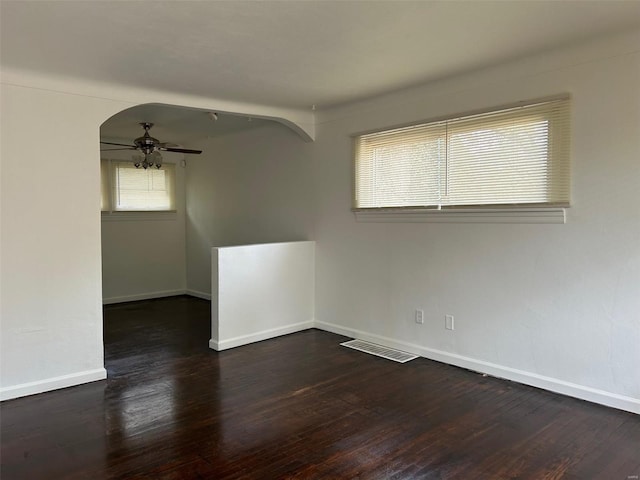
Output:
[
  {"xmin": 159, "ymin": 147, "xmax": 203, "ymax": 154},
  {"xmin": 100, "ymin": 141, "xmax": 136, "ymax": 147},
  {"xmin": 100, "ymin": 147, "xmax": 137, "ymax": 151}
]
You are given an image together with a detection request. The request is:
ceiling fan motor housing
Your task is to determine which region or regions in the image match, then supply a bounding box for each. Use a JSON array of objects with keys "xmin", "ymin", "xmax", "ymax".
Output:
[{"xmin": 134, "ymin": 123, "xmax": 159, "ymax": 155}]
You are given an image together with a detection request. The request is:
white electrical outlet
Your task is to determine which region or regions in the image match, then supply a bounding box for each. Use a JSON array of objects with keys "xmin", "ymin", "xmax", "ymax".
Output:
[
  {"xmin": 445, "ymin": 314, "xmax": 454, "ymax": 330},
  {"xmin": 415, "ymin": 309, "xmax": 424, "ymax": 324}
]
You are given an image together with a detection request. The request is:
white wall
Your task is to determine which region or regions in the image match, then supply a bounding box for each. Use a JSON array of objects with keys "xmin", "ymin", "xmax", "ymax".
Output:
[
  {"xmin": 0, "ymin": 84, "xmax": 126, "ymax": 399},
  {"xmin": 2, "ymin": 30, "xmax": 638, "ymax": 412},
  {"xmin": 211, "ymin": 241, "xmax": 315, "ymax": 350},
  {"xmin": 185, "ymin": 122, "xmax": 315, "ymax": 297},
  {"xmin": 313, "ymin": 30, "xmax": 640, "ymax": 412},
  {"xmin": 0, "ymin": 69, "xmax": 312, "ymax": 400},
  {"xmin": 100, "ymin": 151, "xmax": 187, "ymax": 304}
]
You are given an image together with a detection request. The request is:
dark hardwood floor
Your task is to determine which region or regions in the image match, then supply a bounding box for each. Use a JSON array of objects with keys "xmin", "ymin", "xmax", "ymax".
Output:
[{"xmin": 1, "ymin": 296, "xmax": 638, "ymax": 479}]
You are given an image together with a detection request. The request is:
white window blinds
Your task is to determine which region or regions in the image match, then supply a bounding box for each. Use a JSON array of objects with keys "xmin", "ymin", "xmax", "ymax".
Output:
[
  {"xmin": 101, "ymin": 160, "xmax": 176, "ymax": 212},
  {"xmin": 354, "ymin": 97, "xmax": 570, "ymax": 210}
]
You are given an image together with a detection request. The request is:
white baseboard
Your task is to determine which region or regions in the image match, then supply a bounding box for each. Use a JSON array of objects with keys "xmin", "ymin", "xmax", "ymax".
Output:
[
  {"xmin": 6, "ymin": 317, "xmax": 635, "ymax": 414},
  {"xmin": 315, "ymin": 320, "xmax": 640, "ymax": 415},
  {"xmin": 0, "ymin": 368, "xmax": 107, "ymax": 401},
  {"xmin": 186, "ymin": 289, "xmax": 212, "ymax": 301},
  {"xmin": 210, "ymin": 320, "xmax": 314, "ymax": 351},
  {"xmin": 102, "ymin": 289, "xmax": 186, "ymax": 305}
]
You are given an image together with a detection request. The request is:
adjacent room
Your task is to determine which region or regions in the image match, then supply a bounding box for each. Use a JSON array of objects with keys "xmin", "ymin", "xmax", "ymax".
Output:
[{"xmin": 1, "ymin": 1, "xmax": 639, "ymax": 478}]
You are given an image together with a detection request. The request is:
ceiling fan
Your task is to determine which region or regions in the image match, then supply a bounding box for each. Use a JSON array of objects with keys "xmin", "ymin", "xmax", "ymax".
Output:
[{"xmin": 100, "ymin": 122, "xmax": 202, "ymax": 169}]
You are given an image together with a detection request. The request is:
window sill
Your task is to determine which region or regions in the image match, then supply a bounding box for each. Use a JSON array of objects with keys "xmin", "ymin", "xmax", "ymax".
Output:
[
  {"xmin": 101, "ymin": 211, "xmax": 177, "ymax": 222},
  {"xmin": 353, "ymin": 207, "xmax": 566, "ymax": 224}
]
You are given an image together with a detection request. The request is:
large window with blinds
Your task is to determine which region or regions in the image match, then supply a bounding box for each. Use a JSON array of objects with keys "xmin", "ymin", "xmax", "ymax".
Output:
[
  {"xmin": 353, "ymin": 97, "xmax": 570, "ymax": 211},
  {"xmin": 101, "ymin": 160, "xmax": 176, "ymax": 213}
]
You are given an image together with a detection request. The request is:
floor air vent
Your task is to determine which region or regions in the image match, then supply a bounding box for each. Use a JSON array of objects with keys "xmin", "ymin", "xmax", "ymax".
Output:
[{"xmin": 340, "ymin": 339, "xmax": 418, "ymax": 363}]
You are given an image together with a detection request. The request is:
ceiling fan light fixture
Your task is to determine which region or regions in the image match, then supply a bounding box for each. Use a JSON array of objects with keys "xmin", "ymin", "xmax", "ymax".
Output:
[
  {"xmin": 132, "ymin": 154, "xmax": 144, "ymax": 169},
  {"xmin": 102, "ymin": 123, "xmax": 202, "ymax": 167},
  {"xmin": 148, "ymin": 151, "xmax": 162, "ymax": 168}
]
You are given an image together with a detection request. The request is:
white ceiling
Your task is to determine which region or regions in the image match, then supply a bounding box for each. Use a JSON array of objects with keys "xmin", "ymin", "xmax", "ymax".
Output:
[
  {"xmin": 2, "ymin": 1, "xmax": 640, "ymax": 111},
  {"xmin": 100, "ymin": 104, "xmax": 270, "ymax": 145},
  {"xmin": 3, "ymin": 1, "xmax": 639, "ymax": 143}
]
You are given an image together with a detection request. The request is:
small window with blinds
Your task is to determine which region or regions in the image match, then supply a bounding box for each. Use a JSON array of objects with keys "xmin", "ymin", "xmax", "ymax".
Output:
[
  {"xmin": 101, "ymin": 160, "xmax": 176, "ymax": 213},
  {"xmin": 354, "ymin": 97, "xmax": 570, "ymax": 212}
]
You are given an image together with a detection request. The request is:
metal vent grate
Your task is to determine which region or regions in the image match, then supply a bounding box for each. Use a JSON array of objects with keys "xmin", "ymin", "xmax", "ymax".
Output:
[{"xmin": 340, "ymin": 339, "xmax": 418, "ymax": 363}]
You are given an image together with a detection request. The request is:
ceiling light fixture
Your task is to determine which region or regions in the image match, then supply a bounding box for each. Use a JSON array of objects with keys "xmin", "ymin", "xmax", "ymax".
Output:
[
  {"xmin": 133, "ymin": 151, "xmax": 162, "ymax": 170},
  {"xmin": 131, "ymin": 126, "xmax": 163, "ymax": 169},
  {"xmin": 100, "ymin": 123, "xmax": 202, "ymax": 169}
]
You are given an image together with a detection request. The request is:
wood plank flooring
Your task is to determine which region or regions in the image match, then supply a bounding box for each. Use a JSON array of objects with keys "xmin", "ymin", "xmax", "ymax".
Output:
[{"xmin": 1, "ymin": 296, "xmax": 639, "ymax": 479}]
